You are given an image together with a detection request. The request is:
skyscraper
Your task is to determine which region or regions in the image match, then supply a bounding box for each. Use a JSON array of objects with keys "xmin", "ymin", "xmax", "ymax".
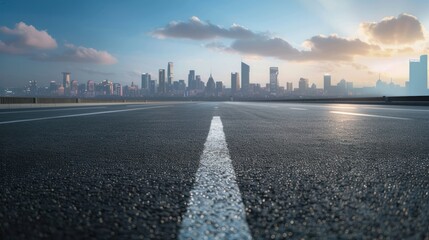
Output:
[
  {"xmin": 62, "ymin": 72, "xmax": 70, "ymax": 95},
  {"xmin": 241, "ymin": 62, "xmax": 250, "ymax": 93},
  {"xmin": 101, "ymin": 80, "xmax": 113, "ymax": 95},
  {"xmin": 286, "ymin": 82, "xmax": 293, "ymax": 92},
  {"xmin": 216, "ymin": 81, "xmax": 223, "ymax": 97},
  {"xmin": 231, "ymin": 72, "xmax": 240, "ymax": 94},
  {"xmin": 29, "ymin": 80, "xmax": 38, "ymax": 95},
  {"xmin": 167, "ymin": 62, "xmax": 174, "ymax": 90},
  {"xmin": 409, "ymin": 55, "xmax": 428, "ymax": 95},
  {"xmin": 70, "ymin": 80, "xmax": 78, "ymax": 96},
  {"xmin": 188, "ymin": 70, "xmax": 195, "ymax": 90},
  {"xmin": 49, "ymin": 81, "xmax": 58, "ymax": 95},
  {"xmin": 113, "ymin": 83, "xmax": 122, "ymax": 96},
  {"xmin": 206, "ymin": 74, "xmax": 216, "ymax": 96},
  {"xmin": 269, "ymin": 67, "xmax": 278, "ymax": 94},
  {"xmin": 87, "ymin": 80, "xmax": 95, "ymax": 97},
  {"xmin": 324, "ymin": 74, "xmax": 331, "ymax": 94},
  {"xmin": 159, "ymin": 69, "xmax": 166, "ymax": 94},
  {"xmin": 195, "ymin": 75, "xmax": 204, "ymax": 90},
  {"xmin": 299, "ymin": 78, "xmax": 309, "ymax": 91},
  {"xmin": 141, "ymin": 73, "xmax": 151, "ymax": 90},
  {"xmin": 149, "ymin": 80, "xmax": 156, "ymax": 95}
]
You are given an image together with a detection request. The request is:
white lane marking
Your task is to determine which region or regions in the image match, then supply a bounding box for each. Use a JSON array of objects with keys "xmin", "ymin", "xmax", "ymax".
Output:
[
  {"xmin": 290, "ymin": 107, "xmax": 307, "ymax": 110},
  {"xmin": 301, "ymin": 104, "xmax": 357, "ymax": 109},
  {"xmin": 363, "ymin": 106, "xmax": 429, "ymax": 112},
  {"xmin": 179, "ymin": 116, "xmax": 252, "ymax": 240},
  {"xmin": 0, "ymin": 106, "xmax": 106, "ymax": 115},
  {"xmin": 0, "ymin": 106, "xmax": 167, "ymax": 125},
  {"xmin": 330, "ymin": 111, "xmax": 411, "ymax": 120}
]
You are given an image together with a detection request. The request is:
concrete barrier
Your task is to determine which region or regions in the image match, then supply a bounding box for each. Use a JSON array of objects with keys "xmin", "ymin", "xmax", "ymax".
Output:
[{"xmin": 1, "ymin": 96, "xmax": 429, "ymax": 106}]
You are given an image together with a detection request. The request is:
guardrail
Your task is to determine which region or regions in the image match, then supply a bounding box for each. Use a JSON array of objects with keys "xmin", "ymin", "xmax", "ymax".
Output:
[
  {"xmin": 0, "ymin": 97, "xmax": 129, "ymax": 104},
  {"xmin": 1, "ymin": 96, "xmax": 429, "ymax": 105},
  {"xmin": 265, "ymin": 96, "xmax": 429, "ymax": 105}
]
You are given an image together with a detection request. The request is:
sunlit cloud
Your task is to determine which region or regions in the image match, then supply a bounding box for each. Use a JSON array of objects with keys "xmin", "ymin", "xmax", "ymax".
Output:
[
  {"xmin": 301, "ymin": 35, "xmax": 381, "ymax": 61},
  {"xmin": 208, "ymin": 35, "xmax": 382, "ymax": 62},
  {"xmin": 154, "ymin": 15, "xmax": 428, "ymax": 63},
  {"xmin": 360, "ymin": 13, "xmax": 425, "ymax": 45},
  {"xmin": 33, "ymin": 44, "xmax": 117, "ymax": 65},
  {"xmin": 231, "ymin": 37, "xmax": 301, "ymax": 60},
  {"xmin": 151, "ymin": 16, "xmax": 261, "ymax": 40},
  {"xmin": 0, "ymin": 22, "xmax": 57, "ymax": 54}
]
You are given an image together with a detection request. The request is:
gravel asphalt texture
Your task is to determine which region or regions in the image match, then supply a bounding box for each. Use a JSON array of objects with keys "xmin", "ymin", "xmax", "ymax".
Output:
[{"xmin": 1, "ymin": 102, "xmax": 429, "ymax": 239}]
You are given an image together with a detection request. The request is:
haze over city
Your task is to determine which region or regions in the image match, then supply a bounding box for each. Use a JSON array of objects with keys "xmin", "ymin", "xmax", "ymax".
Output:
[
  {"xmin": 2, "ymin": 1, "xmax": 429, "ymax": 239},
  {"xmin": 1, "ymin": 0, "xmax": 429, "ymax": 89}
]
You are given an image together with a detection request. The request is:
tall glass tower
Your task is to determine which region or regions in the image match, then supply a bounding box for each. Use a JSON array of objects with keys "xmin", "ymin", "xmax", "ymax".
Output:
[
  {"xmin": 167, "ymin": 62, "xmax": 174, "ymax": 88},
  {"xmin": 269, "ymin": 67, "xmax": 279, "ymax": 94},
  {"xmin": 409, "ymin": 55, "xmax": 428, "ymax": 95},
  {"xmin": 241, "ymin": 62, "xmax": 250, "ymax": 93},
  {"xmin": 158, "ymin": 69, "xmax": 166, "ymax": 94}
]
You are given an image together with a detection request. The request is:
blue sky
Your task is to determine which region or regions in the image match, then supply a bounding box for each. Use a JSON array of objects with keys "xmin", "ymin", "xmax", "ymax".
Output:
[{"xmin": 1, "ymin": 0, "xmax": 429, "ymax": 88}]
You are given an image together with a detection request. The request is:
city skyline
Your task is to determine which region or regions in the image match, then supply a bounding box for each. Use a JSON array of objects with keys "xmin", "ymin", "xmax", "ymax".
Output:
[
  {"xmin": 8, "ymin": 55, "xmax": 424, "ymax": 98},
  {"xmin": 1, "ymin": 1, "xmax": 429, "ymax": 88}
]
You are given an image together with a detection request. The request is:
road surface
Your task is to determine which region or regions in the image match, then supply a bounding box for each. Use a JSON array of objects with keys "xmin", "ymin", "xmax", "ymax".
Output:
[{"xmin": 1, "ymin": 102, "xmax": 428, "ymax": 239}]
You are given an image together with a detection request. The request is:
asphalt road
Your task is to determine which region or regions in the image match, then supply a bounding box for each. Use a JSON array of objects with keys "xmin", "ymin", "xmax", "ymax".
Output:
[{"xmin": 1, "ymin": 102, "xmax": 428, "ymax": 239}]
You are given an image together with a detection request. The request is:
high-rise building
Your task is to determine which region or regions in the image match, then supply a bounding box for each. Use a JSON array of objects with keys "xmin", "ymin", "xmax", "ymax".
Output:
[
  {"xmin": 286, "ymin": 82, "xmax": 293, "ymax": 92},
  {"xmin": 195, "ymin": 75, "xmax": 204, "ymax": 90},
  {"xmin": 241, "ymin": 62, "xmax": 250, "ymax": 93},
  {"xmin": 216, "ymin": 81, "xmax": 223, "ymax": 97},
  {"xmin": 141, "ymin": 73, "xmax": 151, "ymax": 90},
  {"xmin": 167, "ymin": 62, "xmax": 174, "ymax": 90},
  {"xmin": 188, "ymin": 70, "xmax": 195, "ymax": 90},
  {"xmin": 269, "ymin": 67, "xmax": 279, "ymax": 94},
  {"xmin": 231, "ymin": 72, "xmax": 240, "ymax": 94},
  {"xmin": 206, "ymin": 74, "xmax": 216, "ymax": 96},
  {"xmin": 78, "ymin": 84, "xmax": 86, "ymax": 96},
  {"xmin": 101, "ymin": 80, "xmax": 113, "ymax": 95},
  {"xmin": 149, "ymin": 80, "xmax": 156, "ymax": 95},
  {"xmin": 113, "ymin": 83, "xmax": 122, "ymax": 96},
  {"xmin": 178, "ymin": 80, "xmax": 186, "ymax": 92},
  {"xmin": 324, "ymin": 74, "xmax": 331, "ymax": 94},
  {"xmin": 49, "ymin": 81, "xmax": 58, "ymax": 95},
  {"xmin": 57, "ymin": 84, "xmax": 64, "ymax": 96},
  {"xmin": 29, "ymin": 80, "xmax": 38, "ymax": 95},
  {"xmin": 337, "ymin": 79, "xmax": 348, "ymax": 95},
  {"xmin": 299, "ymin": 78, "xmax": 309, "ymax": 91},
  {"xmin": 159, "ymin": 69, "xmax": 166, "ymax": 94},
  {"xmin": 62, "ymin": 72, "xmax": 70, "ymax": 95},
  {"xmin": 409, "ymin": 55, "xmax": 428, "ymax": 95},
  {"xmin": 70, "ymin": 80, "xmax": 78, "ymax": 96},
  {"xmin": 87, "ymin": 80, "xmax": 95, "ymax": 97}
]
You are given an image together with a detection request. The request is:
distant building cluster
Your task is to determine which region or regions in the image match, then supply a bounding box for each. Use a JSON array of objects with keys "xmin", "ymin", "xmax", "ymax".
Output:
[{"xmin": 2, "ymin": 55, "xmax": 428, "ymax": 98}]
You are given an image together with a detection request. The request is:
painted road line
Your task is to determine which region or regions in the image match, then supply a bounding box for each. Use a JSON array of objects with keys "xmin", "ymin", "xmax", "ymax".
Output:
[
  {"xmin": 301, "ymin": 104, "xmax": 358, "ymax": 110},
  {"xmin": 179, "ymin": 116, "xmax": 252, "ymax": 240},
  {"xmin": 290, "ymin": 107, "xmax": 307, "ymax": 110},
  {"xmin": 0, "ymin": 106, "xmax": 106, "ymax": 114},
  {"xmin": 0, "ymin": 106, "xmax": 168, "ymax": 125},
  {"xmin": 330, "ymin": 111, "xmax": 411, "ymax": 120},
  {"xmin": 363, "ymin": 106, "xmax": 429, "ymax": 112}
]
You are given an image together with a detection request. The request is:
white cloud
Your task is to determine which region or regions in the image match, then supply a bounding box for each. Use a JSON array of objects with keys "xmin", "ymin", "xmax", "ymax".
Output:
[
  {"xmin": 154, "ymin": 16, "xmax": 427, "ymax": 63},
  {"xmin": 301, "ymin": 35, "xmax": 381, "ymax": 61},
  {"xmin": 152, "ymin": 16, "xmax": 260, "ymax": 40},
  {"xmin": 0, "ymin": 22, "xmax": 57, "ymax": 54},
  {"xmin": 360, "ymin": 13, "xmax": 425, "ymax": 45},
  {"xmin": 33, "ymin": 44, "xmax": 117, "ymax": 65}
]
